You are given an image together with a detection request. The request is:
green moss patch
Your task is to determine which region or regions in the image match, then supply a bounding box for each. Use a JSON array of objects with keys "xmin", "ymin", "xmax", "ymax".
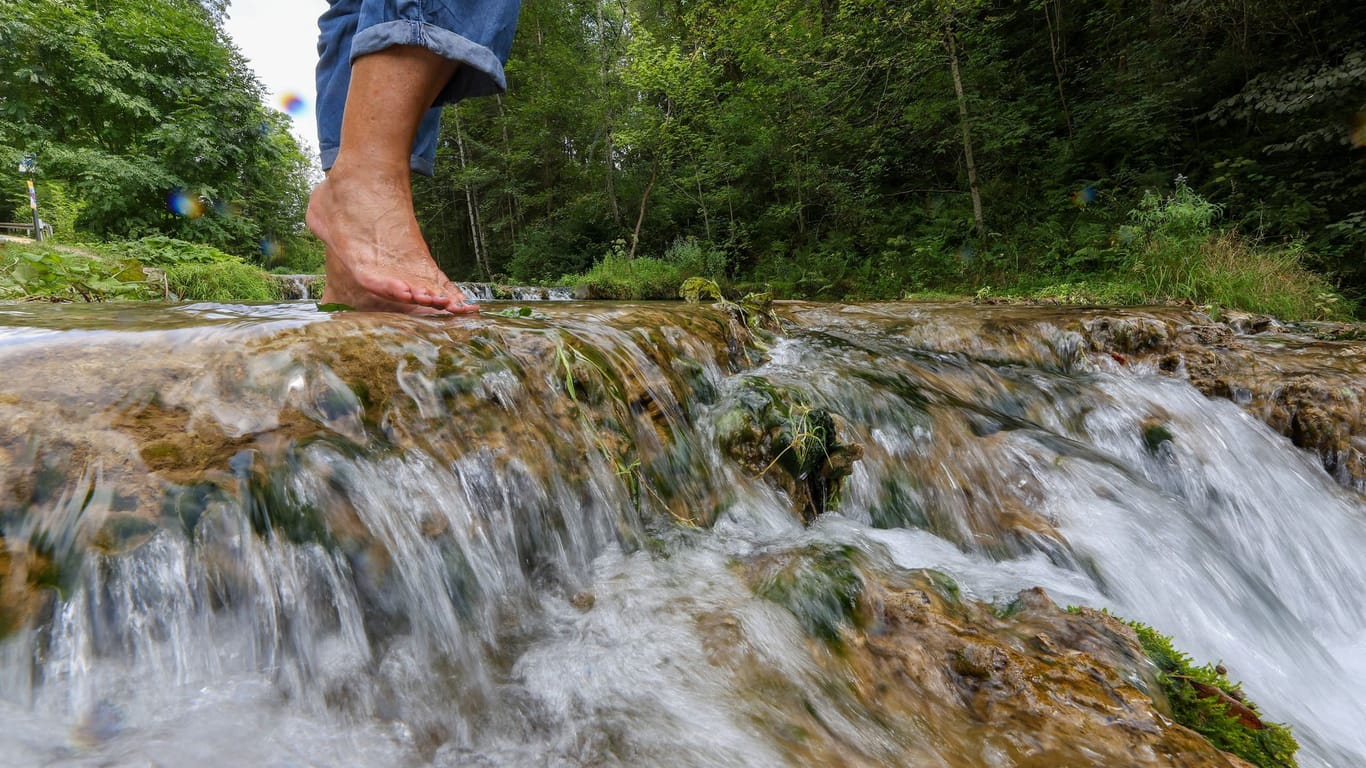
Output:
[{"xmin": 1129, "ymin": 619, "xmax": 1299, "ymax": 768}]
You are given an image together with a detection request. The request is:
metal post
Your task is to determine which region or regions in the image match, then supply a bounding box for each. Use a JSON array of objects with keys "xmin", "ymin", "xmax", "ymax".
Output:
[{"xmin": 27, "ymin": 179, "xmax": 42, "ymax": 242}]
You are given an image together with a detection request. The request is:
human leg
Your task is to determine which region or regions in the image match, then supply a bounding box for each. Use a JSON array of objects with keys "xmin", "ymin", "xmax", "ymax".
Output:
[
  {"xmin": 308, "ymin": 45, "xmax": 471, "ymax": 313},
  {"xmin": 310, "ymin": 0, "xmax": 521, "ymax": 314}
]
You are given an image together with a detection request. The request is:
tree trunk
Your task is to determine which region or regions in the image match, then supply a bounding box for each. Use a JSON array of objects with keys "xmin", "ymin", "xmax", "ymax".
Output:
[
  {"xmin": 821, "ymin": 0, "xmax": 838, "ymax": 37},
  {"xmin": 454, "ymin": 108, "xmax": 492, "ymax": 279},
  {"xmin": 629, "ymin": 158, "xmax": 659, "ymax": 260},
  {"xmin": 495, "ymin": 95, "xmax": 519, "ymax": 246},
  {"xmin": 605, "ymin": 132, "xmax": 621, "ymax": 226},
  {"xmin": 597, "ymin": 0, "xmax": 622, "ymax": 226},
  {"xmin": 946, "ymin": 23, "xmax": 986, "ymax": 241},
  {"xmin": 697, "ymin": 172, "xmax": 711, "ymax": 241},
  {"xmin": 1043, "ymin": 0, "xmax": 1073, "ymax": 139}
]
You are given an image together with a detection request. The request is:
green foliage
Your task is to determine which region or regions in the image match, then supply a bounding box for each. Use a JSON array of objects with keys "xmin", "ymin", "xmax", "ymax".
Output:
[
  {"xmin": 164, "ymin": 261, "xmax": 281, "ymax": 302},
  {"xmin": 0, "ymin": 0, "xmax": 314, "ymax": 260},
  {"xmin": 95, "ymin": 235, "xmax": 235, "ymax": 267},
  {"xmin": 663, "ymin": 237, "xmax": 727, "ymax": 278},
  {"xmin": 679, "ymin": 277, "xmax": 725, "ymax": 303},
  {"xmin": 0, "ymin": 242, "xmax": 153, "ymax": 301},
  {"xmin": 561, "ymin": 244, "xmax": 686, "ymax": 300},
  {"xmin": 5, "ymin": 180, "xmax": 86, "ymax": 243},
  {"xmin": 403, "ymin": 0, "xmax": 1361, "ymax": 316},
  {"xmin": 1120, "ymin": 182, "xmax": 1354, "ymax": 320},
  {"xmin": 1126, "ymin": 620, "xmax": 1299, "ymax": 768}
]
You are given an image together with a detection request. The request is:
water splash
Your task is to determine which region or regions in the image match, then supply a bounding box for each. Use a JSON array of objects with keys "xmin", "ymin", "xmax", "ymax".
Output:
[{"xmin": 0, "ymin": 302, "xmax": 1362, "ymax": 767}]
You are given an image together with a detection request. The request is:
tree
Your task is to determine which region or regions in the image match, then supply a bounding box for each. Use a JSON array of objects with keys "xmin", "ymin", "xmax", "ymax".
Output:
[{"xmin": 0, "ymin": 0, "xmax": 316, "ymax": 260}]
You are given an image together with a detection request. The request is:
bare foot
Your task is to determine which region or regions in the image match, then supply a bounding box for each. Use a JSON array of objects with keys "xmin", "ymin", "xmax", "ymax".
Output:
[{"xmin": 306, "ymin": 166, "xmax": 477, "ymax": 315}]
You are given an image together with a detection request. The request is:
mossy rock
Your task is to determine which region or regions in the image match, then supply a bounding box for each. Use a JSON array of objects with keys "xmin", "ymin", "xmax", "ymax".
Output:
[
  {"xmin": 751, "ymin": 543, "xmax": 865, "ymax": 644},
  {"xmin": 716, "ymin": 377, "xmax": 864, "ymax": 524},
  {"xmin": 1142, "ymin": 419, "xmax": 1175, "ymax": 454},
  {"xmin": 1125, "ymin": 618, "xmax": 1299, "ymax": 768}
]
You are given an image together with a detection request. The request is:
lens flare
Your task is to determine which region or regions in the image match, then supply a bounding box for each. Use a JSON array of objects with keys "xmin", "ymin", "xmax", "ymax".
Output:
[
  {"xmin": 1071, "ymin": 186, "xmax": 1098, "ymax": 208},
  {"xmin": 260, "ymin": 239, "xmax": 283, "ymax": 260},
  {"xmin": 1351, "ymin": 112, "xmax": 1366, "ymax": 149},
  {"xmin": 278, "ymin": 91, "xmax": 308, "ymax": 117},
  {"xmin": 168, "ymin": 189, "xmax": 205, "ymax": 219},
  {"xmin": 214, "ymin": 200, "xmax": 242, "ymax": 219}
]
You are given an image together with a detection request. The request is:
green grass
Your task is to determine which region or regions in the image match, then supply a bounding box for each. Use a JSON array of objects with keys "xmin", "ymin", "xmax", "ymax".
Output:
[
  {"xmin": 1130, "ymin": 230, "xmax": 1352, "ymax": 321},
  {"xmin": 962, "ymin": 234, "xmax": 1355, "ymax": 321},
  {"xmin": 165, "ymin": 261, "xmax": 282, "ymax": 302},
  {"xmin": 560, "ymin": 252, "xmax": 686, "ymax": 300}
]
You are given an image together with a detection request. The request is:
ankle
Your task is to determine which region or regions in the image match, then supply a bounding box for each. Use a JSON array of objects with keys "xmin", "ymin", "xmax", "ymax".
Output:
[{"xmin": 326, "ymin": 154, "xmax": 412, "ymax": 187}]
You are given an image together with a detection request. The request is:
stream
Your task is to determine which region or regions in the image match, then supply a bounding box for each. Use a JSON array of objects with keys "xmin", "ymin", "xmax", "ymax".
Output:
[{"xmin": 0, "ymin": 300, "xmax": 1362, "ymax": 767}]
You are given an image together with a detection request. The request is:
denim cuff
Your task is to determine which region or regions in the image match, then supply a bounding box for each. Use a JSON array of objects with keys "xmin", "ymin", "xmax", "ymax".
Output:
[
  {"xmin": 318, "ymin": 147, "xmax": 436, "ymax": 177},
  {"xmin": 350, "ymin": 19, "xmax": 509, "ymax": 106}
]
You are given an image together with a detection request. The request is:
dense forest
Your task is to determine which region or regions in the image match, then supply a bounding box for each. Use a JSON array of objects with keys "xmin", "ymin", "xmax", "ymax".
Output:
[
  {"xmin": 2, "ymin": 0, "xmax": 1363, "ymax": 314},
  {"xmin": 417, "ymin": 0, "xmax": 1365, "ymax": 309},
  {"xmin": 0, "ymin": 0, "xmax": 318, "ymax": 269}
]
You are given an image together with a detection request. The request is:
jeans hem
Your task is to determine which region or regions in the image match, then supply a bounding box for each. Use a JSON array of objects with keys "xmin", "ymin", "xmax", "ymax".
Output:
[
  {"xmin": 320, "ymin": 146, "xmax": 436, "ymax": 177},
  {"xmin": 350, "ymin": 19, "xmax": 508, "ymax": 106}
]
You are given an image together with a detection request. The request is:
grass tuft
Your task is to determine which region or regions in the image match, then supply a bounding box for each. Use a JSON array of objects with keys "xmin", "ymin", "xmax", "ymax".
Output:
[{"xmin": 165, "ymin": 261, "xmax": 282, "ymax": 302}]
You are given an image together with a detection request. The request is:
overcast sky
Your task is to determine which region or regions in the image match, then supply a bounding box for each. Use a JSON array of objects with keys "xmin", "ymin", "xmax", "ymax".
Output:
[{"xmin": 221, "ymin": 0, "xmax": 328, "ymax": 161}]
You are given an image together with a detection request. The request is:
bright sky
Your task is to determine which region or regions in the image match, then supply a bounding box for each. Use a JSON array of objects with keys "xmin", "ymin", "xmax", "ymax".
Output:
[{"xmin": 221, "ymin": 0, "xmax": 329, "ymax": 162}]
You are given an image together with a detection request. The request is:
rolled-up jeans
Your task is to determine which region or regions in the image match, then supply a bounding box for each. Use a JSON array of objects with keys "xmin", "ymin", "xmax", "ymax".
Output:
[{"xmin": 316, "ymin": 0, "xmax": 520, "ymax": 176}]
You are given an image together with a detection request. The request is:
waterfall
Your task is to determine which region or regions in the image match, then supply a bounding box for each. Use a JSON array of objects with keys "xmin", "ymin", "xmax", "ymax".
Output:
[
  {"xmin": 273, "ymin": 274, "xmax": 320, "ymax": 301},
  {"xmin": 0, "ymin": 300, "xmax": 1361, "ymax": 767}
]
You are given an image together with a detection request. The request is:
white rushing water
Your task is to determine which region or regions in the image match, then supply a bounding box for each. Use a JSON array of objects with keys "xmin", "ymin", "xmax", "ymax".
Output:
[{"xmin": 0, "ymin": 302, "xmax": 1363, "ymax": 767}]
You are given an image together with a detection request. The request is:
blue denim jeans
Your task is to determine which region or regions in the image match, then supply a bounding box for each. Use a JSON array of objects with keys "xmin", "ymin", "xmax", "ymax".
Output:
[{"xmin": 316, "ymin": 0, "xmax": 520, "ymax": 176}]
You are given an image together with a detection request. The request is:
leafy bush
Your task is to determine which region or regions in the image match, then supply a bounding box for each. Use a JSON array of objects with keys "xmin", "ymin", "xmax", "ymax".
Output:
[
  {"xmin": 560, "ymin": 242, "xmax": 685, "ymax": 299},
  {"xmin": 165, "ymin": 262, "xmax": 282, "ymax": 302},
  {"xmin": 1116, "ymin": 181, "xmax": 1354, "ymax": 320},
  {"xmin": 0, "ymin": 242, "xmax": 153, "ymax": 301},
  {"xmin": 662, "ymin": 237, "xmax": 727, "ymax": 278},
  {"xmin": 262, "ymin": 234, "xmax": 325, "ymax": 274},
  {"xmin": 94, "ymin": 235, "xmax": 236, "ymax": 267}
]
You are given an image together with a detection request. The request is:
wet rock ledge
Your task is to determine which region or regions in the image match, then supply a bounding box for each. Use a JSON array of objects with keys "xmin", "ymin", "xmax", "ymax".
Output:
[{"xmin": 1080, "ymin": 310, "xmax": 1366, "ymax": 492}]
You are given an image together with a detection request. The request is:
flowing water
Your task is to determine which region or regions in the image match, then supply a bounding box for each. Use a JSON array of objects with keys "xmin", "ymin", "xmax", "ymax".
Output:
[{"xmin": 0, "ymin": 301, "xmax": 1362, "ymax": 767}]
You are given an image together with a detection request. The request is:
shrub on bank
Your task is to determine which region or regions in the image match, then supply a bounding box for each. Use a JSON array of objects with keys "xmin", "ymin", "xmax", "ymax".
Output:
[
  {"xmin": 1120, "ymin": 184, "xmax": 1352, "ymax": 320},
  {"xmin": 165, "ymin": 261, "xmax": 282, "ymax": 302},
  {"xmin": 0, "ymin": 242, "xmax": 154, "ymax": 301},
  {"xmin": 561, "ymin": 248, "xmax": 685, "ymax": 300}
]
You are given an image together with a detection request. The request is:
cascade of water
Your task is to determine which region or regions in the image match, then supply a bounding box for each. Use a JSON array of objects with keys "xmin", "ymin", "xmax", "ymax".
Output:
[
  {"xmin": 0, "ymin": 301, "xmax": 1361, "ymax": 767},
  {"xmin": 274, "ymin": 274, "xmax": 320, "ymax": 301}
]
